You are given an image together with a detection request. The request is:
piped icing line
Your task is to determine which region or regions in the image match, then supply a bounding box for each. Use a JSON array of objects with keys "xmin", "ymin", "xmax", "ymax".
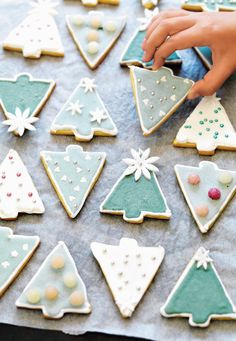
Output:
[
  {"xmin": 160, "ymin": 247, "xmax": 236, "ymax": 327},
  {"xmin": 16, "ymin": 241, "xmax": 91, "ymax": 319},
  {"xmin": 0, "ymin": 73, "xmax": 55, "ymax": 136},
  {"xmin": 174, "ymin": 161, "xmax": 236, "ymax": 233},
  {"xmin": 193, "ymin": 47, "xmax": 212, "ymax": 70},
  {"xmin": 91, "ymin": 238, "xmax": 165, "ymax": 318},
  {"xmin": 0, "ymin": 226, "xmax": 40, "ymax": 297}
]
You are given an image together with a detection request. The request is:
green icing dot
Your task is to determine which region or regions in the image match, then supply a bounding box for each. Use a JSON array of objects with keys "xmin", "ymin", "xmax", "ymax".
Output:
[
  {"xmin": 198, "ymin": 132, "xmax": 202, "ymax": 136},
  {"xmin": 215, "ymin": 132, "xmax": 219, "ymax": 135},
  {"xmin": 206, "ymin": 128, "xmax": 210, "ymax": 132},
  {"xmin": 218, "ymin": 107, "xmax": 221, "ymax": 111},
  {"xmin": 215, "ymin": 119, "xmax": 218, "ymax": 122},
  {"xmin": 220, "ymin": 124, "xmax": 224, "ymax": 128},
  {"xmin": 199, "ymin": 121, "xmax": 204, "ymax": 125},
  {"xmin": 184, "ymin": 125, "xmax": 192, "ymax": 129},
  {"xmin": 199, "ymin": 111, "xmax": 203, "ymax": 114},
  {"xmin": 214, "ymin": 110, "xmax": 218, "ymax": 113},
  {"xmin": 209, "ymin": 120, "xmax": 213, "ymax": 123},
  {"xmin": 204, "ymin": 118, "xmax": 208, "ymax": 122},
  {"xmin": 225, "ymin": 134, "xmax": 229, "ymax": 138},
  {"xmin": 213, "ymin": 135, "xmax": 218, "ymax": 139}
]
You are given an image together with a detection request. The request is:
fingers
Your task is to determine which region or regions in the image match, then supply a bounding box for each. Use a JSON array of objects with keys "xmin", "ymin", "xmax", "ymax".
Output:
[
  {"xmin": 188, "ymin": 60, "xmax": 234, "ymax": 98},
  {"xmin": 143, "ymin": 17, "xmax": 195, "ymax": 62}
]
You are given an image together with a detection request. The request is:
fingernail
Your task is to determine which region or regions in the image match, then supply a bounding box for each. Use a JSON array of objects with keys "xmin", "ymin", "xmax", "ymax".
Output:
[{"xmin": 188, "ymin": 92, "xmax": 199, "ymax": 100}]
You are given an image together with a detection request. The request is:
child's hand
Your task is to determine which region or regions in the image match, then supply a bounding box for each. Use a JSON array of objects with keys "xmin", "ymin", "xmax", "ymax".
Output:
[{"xmin": 142, "ymin": 10, "xmax": 236, "ymax": 99}]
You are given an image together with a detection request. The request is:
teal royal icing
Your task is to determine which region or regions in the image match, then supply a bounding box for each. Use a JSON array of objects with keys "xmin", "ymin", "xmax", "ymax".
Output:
[
  {"xmin": 184, "ymin": 0, "xmax": 236, "ymax": 11},
  {"xmin": 196, "ymin": 46, "xmax": 212, "ymax": 67},
  {"xmin": 175, "ymin": 161, "xmax": 236, "ymax": 231},
  {"xmin": 41, "ymin": 145, "xmax": 106, "ymax": 218},
  {"xmin": 102, "ymin": 172, "xmax": 168, "ymax": 220},
  {"xmin": 164, "ymin": 261, "xmax": 234, "ymax": 325},
  {"xmin": 0, "ymin": 226, "xmax": 39, "ymax": 293},
  {"xmin": 16, "ymin": 242, "xmax": 91, "ymax": 318},
  {"xmin": 51, "ymin": 78, "xmax": 117, "ymax": 141},
  {"xmin": 121, "ymin": 30, "xmax": 181, "ymax": 67},
  {"xmin": 131, "ymin": 66, "xmax": 193, "ymax": 134},
  {"xmin": 0, "ymin": 74, "xmax": 54, "ymax": 116}
]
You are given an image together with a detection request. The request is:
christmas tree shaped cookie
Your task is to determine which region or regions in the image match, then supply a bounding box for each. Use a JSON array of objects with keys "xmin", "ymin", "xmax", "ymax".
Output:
[
  {"xmin": 50, "ymin": 78, "xmax": 117, "ymax": 142},
  {"xmin": 81, "ymin": 0, "xmax": 120, "ymax": 6},
  {"xmin": 174, "ymin": 95, "xmax": 236, "ymax": 155},
  {"xmin": 194, "ymin": 47, "xmax": 212, "ymax": 70},
  {"xmin": 91, "ymin": 238, "xmax": 165, "ymax": 317},
  {"xmin": 120, "ymin": 9, "xmax": 181, "ymax": 68},
  {"xmin": 130, "ymin": 66, "xmax": 194, "ymax": 136},
  {"xmin": 41, "ymin": 145, "xmax": 106, "ymax": 218},
  {"xmin": 66, "ymin": 11, "xmax": 126, "ymax": 69},
  {"xmin": 175, "ymin": 161, "xmax": 236, "ymax": 233},
  {"xmin": 100, "ymin": 148, "xmax": 171, "ymax": 223},
  {"xmin": 141, "ymin": 0, "xmax": 158, "ymax": 9},
  {"xmin": 0, "ymin": 73, "xmax": 55, "ymax": 136},
  {"xmin": 0, "ymin": 226, "xmax": 40, "ymax": 297},
  {"xmin": 0, "ymin": 149, "xmax": 45, "ymax": 220},
  {"xmin": 182, "ymin": 0, "xmax": 236, "ymax": 11},
  {"xmin": 3, "ymin": 0, "xmax": 64, "ymax": 59},
  {"xmin": 16, "ymin": 241, "xmax": 91, "ymax": 319},
  {"xmin": 161, "ymin": 247, "xmax": 236, "ymax": 327}
]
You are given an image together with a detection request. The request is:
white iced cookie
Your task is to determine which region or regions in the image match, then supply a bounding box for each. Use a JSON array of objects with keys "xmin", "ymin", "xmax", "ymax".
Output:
[
  {"xmin": 182, "ymin": 0, "xmax": 236, "ymax": 12},
  {"xmin": 3, "ymin": 0, "xmax": 64, "ymax": 59},
  {"xmin": 91, "ymin": 238, "xmax": 165, "ymax": 317},
  {"xmin": 16, "ymin": 242, "xmax": 91, "ymax": 319}
]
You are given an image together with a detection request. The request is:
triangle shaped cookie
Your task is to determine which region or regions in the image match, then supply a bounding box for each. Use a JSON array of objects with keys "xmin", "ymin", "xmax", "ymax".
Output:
[
  {"xmin": 130, "ymin": 66, "xmax": 194, "ymax": 136},
  {"xmin": 175, "ymin": 161, "xmax": 236, "ymax": 233},
  {"xmin": 66, "ymin": 11, "xmax": 126, "ymax": 69},
  {"xmin": 50, "ymin": 77, "xmax": 117, "ymax": 141},
  {"xmin": 3, "ymin": 0, "xmax": 64, "ymax": 59},
  {"xmin": 174, "ymin": 95, "xmax": 236, "ymax": 155},
  {"xmin": 91, "ymin": 238, "xmax": 165, "ymax": 317},
  {"xmin": 0, "ymin": 149, "xmax": 45, "ymax": 220},
  {"xmin": 41, "ymin": 145, "xmax": 106, "ymax": 218},
  {"xmin": 0, "ymin": 226, "xmax": 40, "ymax": 297},
  {"xmin": 16, "ymin": 241, "xmax": 91, "ymax": 319},
  {"xmin": 0, "ymin": 73, "xmax": 55, "ymax": 136},
  {"xmin": 161, "ymin": 247, "xmax": 236, "ymax": 327}
]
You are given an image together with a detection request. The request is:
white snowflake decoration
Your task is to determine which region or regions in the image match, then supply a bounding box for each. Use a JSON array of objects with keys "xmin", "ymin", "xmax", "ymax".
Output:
[
  {"xmin": 66, "ymin": 100, "xmax": 84, "ymax": 116},
  {"xmin": 194, "ymin": 247, "xmax": 213, "ymax": 270},
  {"xmin": 2, "ymin": 108, "xmax": 39, "ymax": 137},
  {"xmin": 29, "ymin": 0, "xmax": 59, "ymax": 16},
  {"xmin": 80, "ymin": 78, "xmax": 97, "ymax": 93},
  {"xmin": 138, "ymin": 7, "xmax": 159, "ymax": 30},
  {"xmin": 90, "ymin": 108, "xmax": 107, "ymax": 124},
  {"xmin": 123, "ymin": 148, "xmax": 159, "ymax": 181}
]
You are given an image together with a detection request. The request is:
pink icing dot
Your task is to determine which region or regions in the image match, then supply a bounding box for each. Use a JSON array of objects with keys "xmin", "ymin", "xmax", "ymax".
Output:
[
  {"xmin": 28, "ymin": 192, "xmax": 33, "ymax": 197},
  {"xmin": 187, "ymin": 174, "xmax": 200, "ymax": 185},
  {"xmin": 16, "ymin": 172, "xmax": 21, "ymax": 177},
  {"xmin": 2, "ymin": 175, "xmax": 6, "ymax": 179},
  {"xmin": 208, "ymin": 188, "xmax": 221, "ymax": 200},
  {"xmin": 9, "ymin": 156, "xmax": 13, "ymax": 160},
  {"xmin": 195, "ymin": 205, "xmax": 209, "ymax": 217},
  {"xmin": 7, "ymin": 193, "xmax": 12, "ymax": 197}
]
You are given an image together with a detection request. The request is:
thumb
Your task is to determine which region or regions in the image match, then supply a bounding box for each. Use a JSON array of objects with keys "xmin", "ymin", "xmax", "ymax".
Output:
[{"xmin": 188, "ymin": 58, "xmax": 233, "ymax": 99}]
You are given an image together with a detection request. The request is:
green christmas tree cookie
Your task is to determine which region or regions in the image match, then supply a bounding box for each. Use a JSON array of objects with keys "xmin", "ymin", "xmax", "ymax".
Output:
[
  {"xmin": 174, "ymin": 95, "xmax": 236, "ymax": 155},
  {"xmin": 0, "ymin": 226, "xmax": 40, "ymax": 297},
  {"xmin": 0, "ymin": 73, "xmax": 55, "ymax": 136},
  {"xmin": 50, "ymin": 78, "xmax": 117, "ymax": 142},
  {"xmin": 100, "ymin": 148, "xmax": 171, "ymax": 223},
  {"xmin": 120, "ymin": 8, "xmax": 181, "ymax": 68},
  {"xmin": 3, "ymin": 0, "xmax": 64, "ymax": 59},
  {"xmin": 41, "ymin": 145, "xmax": 106, "ymax": 218},
  {"xmin": 161, "ymin": 247, "xmax": 236, "ymax": 327},
  {"xmin": 16, "ymin": 241, "xmax": 91, "ymax": 319},
  {"xmin": 182, "ymin": 0, "xmax": 236, "ymax": 11},
  {"xmin": 130, "ymin": 66, "xmax": 194, "ymax": 136},
  {"xmin": 175, "ymin": 161, "xmax": 236, "ymax": 233},
  {"xmin": 66, "ymin": 11, "xmax": 126, "ymax": 70}
]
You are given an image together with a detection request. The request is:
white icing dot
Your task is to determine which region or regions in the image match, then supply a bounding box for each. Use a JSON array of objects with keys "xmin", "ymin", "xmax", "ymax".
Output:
[
  {"xmin": 27, "ymin": 288, "xmax": 41, "ymax": 304},
  {"xmin": 103, "ymin": 20, "xmax": 117, "ymax": 32},
  {"xmin": 69, "ymin": 291, "xmax": 85, "ymax": 306},
  {"xmin": 63, "ymin": 273, "xmax": 77, "ymax": 288},
  {"xmin": 11, "ymin": 250, "xmax": 19, "ymax": 258},
  {"xmin": 22, "ymin": 244, "xmax": 29, "ymax": 251},
  {"xmin": 89, "ymin": 15, "xmax": 102, "ymax": 29},
  {"xmin": 2, "ymin": 261, "xmax": 10, "ymax": 268}
]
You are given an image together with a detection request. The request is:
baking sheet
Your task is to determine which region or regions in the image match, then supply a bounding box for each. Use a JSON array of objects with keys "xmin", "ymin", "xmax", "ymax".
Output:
[{"xmin": 0, "ymin": 1, "xmax": 236, "ymax": 340}]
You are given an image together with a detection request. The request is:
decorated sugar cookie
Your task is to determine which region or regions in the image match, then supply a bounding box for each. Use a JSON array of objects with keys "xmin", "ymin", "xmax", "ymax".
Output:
[
  {"xmin": 130, "ymin": 66, "xmax": 194, "ymax": 136},
  {"xmin": 175, "ymin": 161, "xmax": 236, "ymax": 233},
  {"xmin": 3, "ymin": 0, "xmax": 64, "ymax": 59},
  {"xmin": 41, "ymin": 145, "xmax": 106, "ymax": 218},
  {"xmin": 182, "ymin": 0, "xmax": 236, "ymax": 11},
  {"xmin": 141, "ymin": 0, "xmax": 158, "ymax": 9},
  {"xmin": 66, "ymin": 11, "xmax": 126, "ymax": 69},
  {"xmin": 161, "ymin": 247, "xmax": 236, "ymax": 327},
  {"xmin": 120, "ymin": 9, "xmax": 181, "ymax": 68},
  {"xmin": 81, "ymin": 0, "xmax": 120, "ymax": 6},
  {"xmin": 0, "ymin": 226, "xmax": 40, "ymax": 297},
  {"xmin": 16, "ymin": 241, "xmax": 91, "ymax": 319},
  {"xmin": 174, "ymin": 95, "xmax": 236, "ymax": 155},
  {"xmin": 0, "ymin": 73, "xmax": 55, "ymax": 137},
  {"xmin": 50, "ymin": 78, "xmax": 117, "ymax": 141},
  {"xmin": 0, "ymin": 149, "xmax": 45, "ymax": 220},
  {"xmin": 100, "ymin": 148, "xmax": 171, "ymax": 223},
  {"xmin": 194, "ymin": 47, "xmax": 212, "ymax": 70},
  {"xmin": 91, "ymin": 238, "xmax": 165, "ymax": 317}
]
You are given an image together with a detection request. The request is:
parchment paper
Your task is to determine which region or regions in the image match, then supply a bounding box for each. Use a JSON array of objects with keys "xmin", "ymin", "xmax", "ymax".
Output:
[{"xmin": 0, "ymin": 1, "xmax": 236, "ymax": 340}]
